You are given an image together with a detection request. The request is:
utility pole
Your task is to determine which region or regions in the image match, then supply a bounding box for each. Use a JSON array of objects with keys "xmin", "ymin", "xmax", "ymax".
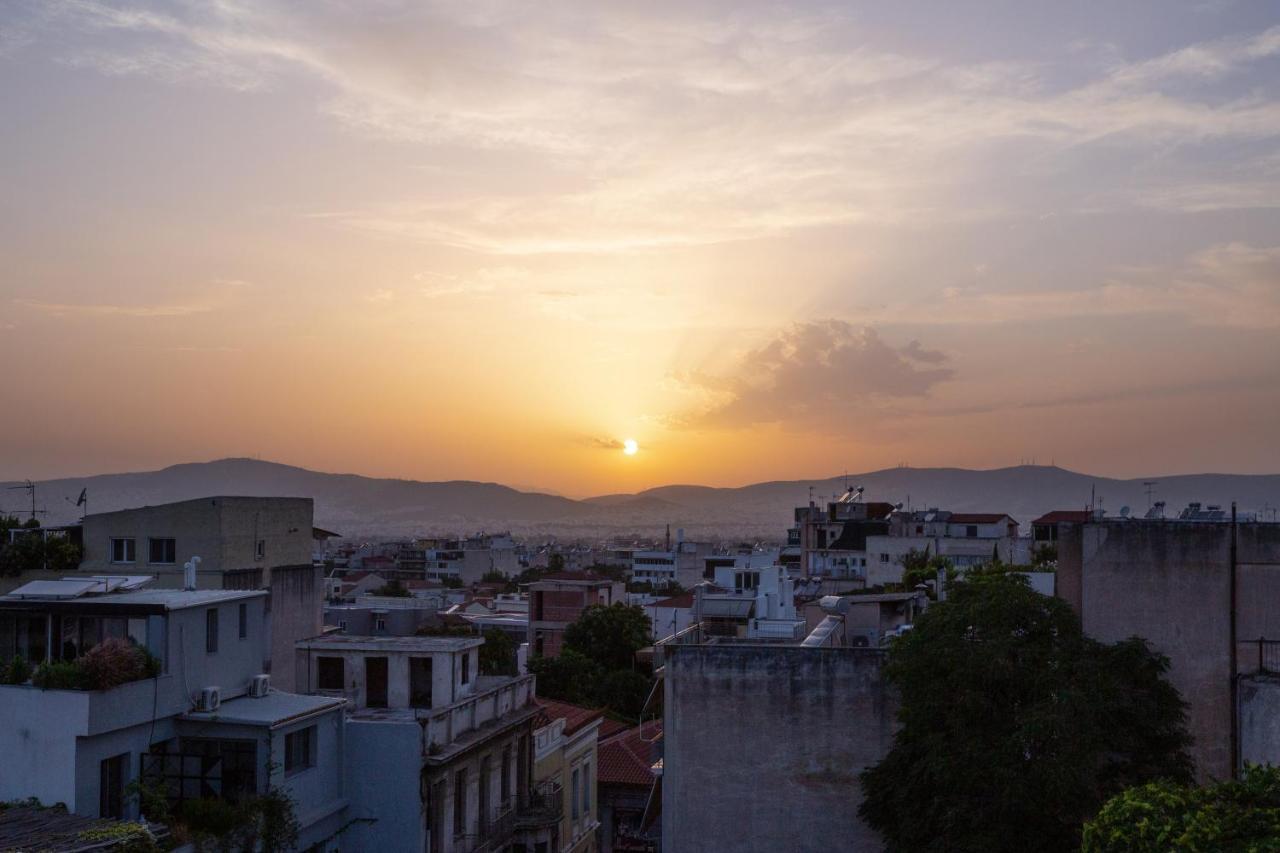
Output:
[{"xmin": 1230, "ymin": 501, "xmax": 1239, "ymax": 779}]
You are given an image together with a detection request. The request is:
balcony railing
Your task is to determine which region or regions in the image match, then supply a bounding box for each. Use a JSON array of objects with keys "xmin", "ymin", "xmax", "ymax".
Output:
[
  {"xmin": 515, "ymin": 780, "xmax": 563, "ymax": 828},
  {"xmin": 421, "ymin": 674, "xmax": 536, "ymax": 757}
]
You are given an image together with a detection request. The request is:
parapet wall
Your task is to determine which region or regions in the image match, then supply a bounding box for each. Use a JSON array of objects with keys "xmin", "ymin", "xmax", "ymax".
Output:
[{"xmin": 662, "ymin": 644, "xmax": 895, "ymax": 853}]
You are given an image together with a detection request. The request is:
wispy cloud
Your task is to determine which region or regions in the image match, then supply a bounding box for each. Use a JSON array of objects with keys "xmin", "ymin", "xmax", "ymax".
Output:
[{"xmin": 14, "ymin": 298, "xmax": 214, "ymax": 318}]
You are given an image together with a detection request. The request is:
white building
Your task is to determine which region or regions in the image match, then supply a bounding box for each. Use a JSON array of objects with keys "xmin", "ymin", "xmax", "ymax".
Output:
[
  {"xmin": 0, "ymin": 577, "xmax": 347, "ymax": 849},
  {"xmin": 865, "ymin": 510, "xmax": 1025, "ymax": 586}
]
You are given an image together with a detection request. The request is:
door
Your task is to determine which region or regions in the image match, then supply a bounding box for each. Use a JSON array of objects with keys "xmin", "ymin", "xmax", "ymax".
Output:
[
  {"xmin": 99, "ymin": 753, "xmax": 127, "ymax": 819},
  {"xmin": 366, "ymin": 656, "xmax": 388, "ymax": 708}
]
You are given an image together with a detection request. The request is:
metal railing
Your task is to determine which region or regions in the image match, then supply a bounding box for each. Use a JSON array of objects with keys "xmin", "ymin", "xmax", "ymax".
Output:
[{"xmin": 515, "ymin": 780, "xmax": 563, "ymax": 828}]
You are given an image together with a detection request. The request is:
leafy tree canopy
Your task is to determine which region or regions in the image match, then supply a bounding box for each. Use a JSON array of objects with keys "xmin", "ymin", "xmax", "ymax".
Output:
[
  {"xmin": 860, "ymin": 573, "xmax": 1193, "ymax": 853},
  {"xmin": 563, "ymin": 603, "xmax": 652, "ymax": 671},
  {"xmin": 1083, "ymin": 764, "xmax": 1280, "ymax": 853}
]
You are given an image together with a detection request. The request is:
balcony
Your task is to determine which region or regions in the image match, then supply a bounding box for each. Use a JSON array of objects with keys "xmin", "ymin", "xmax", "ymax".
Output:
[
  {"xmin": 515, "ymin": 780, "xmax": 563, "ymax": 829},
  {"xmin": 421, "ymin": 674, "xmax": 536, "ymax": 762}
]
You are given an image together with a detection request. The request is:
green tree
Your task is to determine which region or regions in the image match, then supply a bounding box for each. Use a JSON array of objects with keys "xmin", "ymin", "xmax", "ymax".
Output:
[
  {"xmin": 898, "ymin": 547, "xmax": 953, "ymax": 592},
  {"xmin": 479, "ymin": 628, "xmax": 517, "ymax": 676},
  {"xmin": 370, "ymin": 579, "xmax": 410, "ymax": 597},
  {"xmin": 563, "ymin": 603, "xmax": 652, "ymax": 671},
  {"xmin": 1083, "ymin": 764, "xmax": 1280, "ymax": 853},
  {"xmin": 860, "ymin": 573, "xmax": 1192, "ymax": 853},
  {"xmin": 526, "ymin": 649, "xmax": 602, "ymax": 706}
]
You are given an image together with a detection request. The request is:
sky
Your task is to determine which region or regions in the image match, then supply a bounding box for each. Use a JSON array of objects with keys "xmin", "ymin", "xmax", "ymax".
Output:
[{"xmin": 1, "ymin": 1, "xmax": 1278, "ymax": 497}]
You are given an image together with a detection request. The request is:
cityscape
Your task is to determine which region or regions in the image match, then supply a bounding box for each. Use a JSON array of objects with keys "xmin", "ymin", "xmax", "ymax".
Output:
[{"xmin": 2, "ymin": 2, "xmax": 1280, "ymax": 852}]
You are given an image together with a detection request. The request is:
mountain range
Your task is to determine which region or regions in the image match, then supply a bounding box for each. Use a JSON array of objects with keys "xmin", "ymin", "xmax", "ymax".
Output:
[{"xmin": 4, "ymin": 458, "xmax": 1277, "ymax": 541}]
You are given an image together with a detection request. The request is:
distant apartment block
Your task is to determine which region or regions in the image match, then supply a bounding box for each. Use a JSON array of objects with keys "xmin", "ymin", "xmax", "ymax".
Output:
[
  {"xmin": 864, "ymin": 509, "xmax": 1023, "ymax": 585},
  {"xmin": 528, "ymin": 573, "xmax": 625, "ymax": 658}
]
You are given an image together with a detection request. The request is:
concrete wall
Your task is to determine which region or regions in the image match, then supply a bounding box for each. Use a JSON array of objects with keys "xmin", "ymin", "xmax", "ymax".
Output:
[
  {"xmin": 1063, "ymin": 520, "xmax": 1280, "ymax": 781},
  {"xmin": 662, "ymin": 644, "xmax": 895, "ymax": 853},
  {"xmin": 269, "ymin": 708, "xmax": 348, "ymax": 850},
  {"xmin": 296, "ymin": 645, "xmax": 479, "ymax": 709},
  {"xmin": 1240, "ymin": 676, "xmax": 1280, "ymax": 767},
  {"xmin": 344, "ymin": 720, "xmax": 426, "ymax": 853}
]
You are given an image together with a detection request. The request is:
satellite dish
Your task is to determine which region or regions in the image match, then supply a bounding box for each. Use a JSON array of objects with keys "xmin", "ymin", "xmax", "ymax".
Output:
[{"xmin": 1119, "ymin": 506, "xmax": 1131, "ymax": 518}]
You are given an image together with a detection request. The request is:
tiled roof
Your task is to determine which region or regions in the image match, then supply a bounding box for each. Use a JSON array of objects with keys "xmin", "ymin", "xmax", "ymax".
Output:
[
  {"xmin": 598, "ymin": 721, "xmax": 662, "ymax": 787},
  {"xmin": 652, "ymin": 592, "xmax": 695, "ymax": 609},
  {"xmin": 535, "ymin": 571, "xmax": 614, "ymax": 583},
  {"xmin": 947, "ymin": 513, "xmax": 1013, "ymax": 524},
  {"xmin": 1031, "ymin": 510, "xmax": 1093, "ymax": 525},
  {"xmin": 595, "ymin": 716, "xmax": 631, "ymax": 741},
  {"xmin": 536, "ymin": 697, "xmax": 605, "ymax": 735}
]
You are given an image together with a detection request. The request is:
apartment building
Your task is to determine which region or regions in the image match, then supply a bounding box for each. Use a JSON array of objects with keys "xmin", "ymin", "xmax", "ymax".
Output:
[
  {"xmin": 78, "ymin": 497, "xmax": 324, "ymax": 691},
  {"xmin": 0, "ymin": 577, "xmax": 348, "ymax": 849},
  {"xmin": 864, "ymin": 509, "xmax": 1023, "ymax": 585},
  {"xmin": 528, "ymin": 573, "xmax": 625, "ymax": 658},
  {"xmin": 790, "ymin": 490, "xmax": 895, "ymax": 581},
  {"xmin": 533, "ymin": 699, "xmax": 603, "ymax": 853},
  {"xmin": 295, "ymin": 634, "xmax": 556, "ymax": 853}
]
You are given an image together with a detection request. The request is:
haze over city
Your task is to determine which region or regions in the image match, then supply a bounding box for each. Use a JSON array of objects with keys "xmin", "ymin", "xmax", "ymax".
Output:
[{"xmin": 3, "ymin": 1, "xmax": 1279, "ymax": 496}]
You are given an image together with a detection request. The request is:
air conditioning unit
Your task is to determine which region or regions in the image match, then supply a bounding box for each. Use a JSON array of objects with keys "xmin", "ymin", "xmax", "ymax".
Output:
[
  {"xmin": 197, "ymin": 686, "xmax": 221, "ymax": 712},
  {"xmin": 249, "ymin": 674, "xmax": 270, "ymax": 698}
]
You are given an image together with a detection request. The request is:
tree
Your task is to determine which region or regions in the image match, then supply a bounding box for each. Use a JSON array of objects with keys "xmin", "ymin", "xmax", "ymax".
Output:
[
  {"xmin": 1082, "ymin": 764, "xmax": 1280, "ymax": 852},
  {"xmin": 860, "ymin": 573, "xmax": 1192, "ymax": 853},
  {"xmin": 0, "ymin": 519, "xmax": 83, "ymax": 577},
  {"xmin": 526, "ymin": 649, "xmax": 602, "ymax": 707},
  {"xmin": 479, "ymin": 628, "xmax": 517, "ymax": 676},
  {"xmin": 563, "ymin": 603, "xmax": 652, "ymax": 671},
  {"xmin": 898, "ymin": 547, "xmax": 953, "ymax": 592},
  {"xmin": 371, "ymin": 579, "xmax": 410, "ymax": 597}
]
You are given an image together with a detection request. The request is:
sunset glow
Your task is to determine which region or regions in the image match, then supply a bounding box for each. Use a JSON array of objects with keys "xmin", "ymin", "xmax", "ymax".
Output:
[{"xmin": 1, "ymin": 2, "xmax": 1277, "ymax": 495}]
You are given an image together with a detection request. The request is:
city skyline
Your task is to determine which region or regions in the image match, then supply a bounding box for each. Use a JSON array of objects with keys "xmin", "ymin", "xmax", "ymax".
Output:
[{"xmin": 2, "ymin": 1, "xmax": 1278, "ymax": 494}]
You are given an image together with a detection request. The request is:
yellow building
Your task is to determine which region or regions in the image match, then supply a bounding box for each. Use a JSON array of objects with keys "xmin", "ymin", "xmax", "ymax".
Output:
[{"xmin": 531, "ymin": 698, "xmax": 603, "ymax": 853}]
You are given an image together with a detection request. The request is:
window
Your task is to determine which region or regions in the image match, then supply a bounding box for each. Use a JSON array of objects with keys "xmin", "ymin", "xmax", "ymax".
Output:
[
  {"xmin": 460, "ymin": 652, "xmax": 471, "ymax": 685},
  {"xmin": 409, "ymin": 657, "xmax": 433, "ymax": 708},
  {"xmin": 880, "ymin": 553, "xmax": 890, "ymax": 563},
  {"xmin": 205, "ymin": 609, "xmax": 218, "ymax": 654},
  {"xmin": 966, "ymin": 525, "xmax": 978, "ymax": 538},
  {"xmin": 317, "ymin": 657, "xmax": 344, "ymax": 690},
  {"xmin": 571, "ymin": 767, "xmax": 580, "ymax": 820},
  {"xmin": 501, "ymin": 746, "xmax": 512, "ymax": 804},
  {"xmin": 454, "ymin": 768, "xmax": 467, "ymax": 837},
  {"xmin": 238, "ymin": 603, "xmax": 247, "ymax": 639},
  {"xmin": 375, "ymin": 617, "xmax": 387, "ymax": 632},
  {"xmin": 582, "ymin": 760, "xmax": 591, "ymax": 815},
  {"xmin": 148, "ymin": 537, "xmax": 176, "ymax": 564},
  {"xmin": 110, "ymin": 538, "xmax": 136, "ymax": 564},
  {"xmin": 255, "ymin": 539, "xmax": 266, "ymax": 560},
  {"xmin": 284, "ymin": 726, "xmax": 314, "ymax": 776},
  {"xmin": 338, "ymin": 620, "xmax": 348, "ymax": 633}
]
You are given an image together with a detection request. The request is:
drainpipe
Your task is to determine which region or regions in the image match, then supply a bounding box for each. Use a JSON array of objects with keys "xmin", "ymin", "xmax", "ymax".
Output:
[{"xmin": 1230, "ymin": 501, "xmax": 1239, "ymax": 779}]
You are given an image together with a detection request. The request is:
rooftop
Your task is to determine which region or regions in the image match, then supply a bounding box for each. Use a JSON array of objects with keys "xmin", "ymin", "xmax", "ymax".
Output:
[
  {"xmin": 296, "ymin": 634, "xmax": 483, "ymax": 652},
  {"xmin": 183, "ymin": 690, "xmax": 344, "ymax": 729},
  {"xmin": 598, "ymin": 721, "xmax": 662, "ymax": 787},
  {"xmin": 1031, "ymin": 510, "xmax": 1094, "ymax": 525},
  {"xmin": 0, "ymin": 805, "xmax": 149, "ymax": 852},
  {"xmin": 0, "ymin": 586, "xmax": 266, "ymax": 612},
  {"xmin": 536, "ymin": 698, "xmax": 606, "ymax": 736},
  {"xmin": 946, "ymin": 513, "xmax": 1014, "ymax": 524}
]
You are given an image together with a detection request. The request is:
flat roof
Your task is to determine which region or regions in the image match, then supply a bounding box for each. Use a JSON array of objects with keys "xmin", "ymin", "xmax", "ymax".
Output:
[
  {"xmin": 183, "ymin": 690, "xmax": 344, "ymax": 728},
  {"xmin": 0, "ymin": 588, "xmax": 266, "ymax": 613},
  {"xmin": 296, "ymin": 634, "xmax": 483, "ymax": 652}
]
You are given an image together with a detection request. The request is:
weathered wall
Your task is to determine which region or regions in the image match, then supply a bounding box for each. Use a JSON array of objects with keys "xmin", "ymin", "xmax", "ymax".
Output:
[
  {"xmin": 1067, "ymin": 521, "xmax": 1280, "ymax": 781},
  {"xmin": 1240, "ymin": 676, "xmax": 1280, "ymax": 767},
  {"xmin": 662, "ymin": 644, "xmax": 895, "ymax": 853}
]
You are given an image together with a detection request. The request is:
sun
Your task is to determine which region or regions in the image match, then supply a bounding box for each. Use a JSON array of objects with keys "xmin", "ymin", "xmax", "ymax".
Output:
[{"xmin": 623, "ymin": 438, "xmax": 639, "ymax": 456}]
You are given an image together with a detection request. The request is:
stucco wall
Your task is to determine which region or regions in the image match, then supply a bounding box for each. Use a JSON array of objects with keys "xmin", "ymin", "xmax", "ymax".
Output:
[
  {"xmin": 1069, "ymin": 521, "xmax": 1280, "ymax": 781},
  {"xmin": 662, "ymin": 644, "xmax": 895, "ymax": 853}
]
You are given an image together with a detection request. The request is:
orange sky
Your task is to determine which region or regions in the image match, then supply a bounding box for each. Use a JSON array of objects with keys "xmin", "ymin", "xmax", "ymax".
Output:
[{"xmin": 1, "ymin": 2, "xmax": 1278, "ymax": 496}]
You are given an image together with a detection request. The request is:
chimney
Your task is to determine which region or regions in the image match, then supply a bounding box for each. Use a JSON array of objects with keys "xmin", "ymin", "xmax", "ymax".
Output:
[{"xmin": 183, "ymin": 556, "xmax": 202, "ymax": 591}]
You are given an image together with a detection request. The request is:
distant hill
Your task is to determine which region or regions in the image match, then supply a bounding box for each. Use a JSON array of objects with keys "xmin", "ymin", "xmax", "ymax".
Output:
[{"xmin": 4, "ymin": 458, "xmax": 1277, "ymax": 540}]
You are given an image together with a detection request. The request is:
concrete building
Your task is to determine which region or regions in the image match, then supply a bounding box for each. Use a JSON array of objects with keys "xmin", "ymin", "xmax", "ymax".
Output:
[
  {"xmin": 294, "ymin": 633, "xmax": 555, "ymax": 853},
  {"xmin": 658, "ymin": 630, "xmax": 895, "ymax": 852},
  {"xmin": 790, "ymin": 490, "xmax": 894, "ymax": 581},
  {"xmin": 528, "ymin": 573, "xmax": 626, "ymax": 658},
  {"xmin": 0, "ymin": 578, "xmax": 347, "ymax": 850},
  {"xmin": 864, "ymin": 509, "xmax": 1023, "ymax": 586},
  {"xmin": 533, "ymin": 699, "xmax": 603, "ymax": 853},
  {"xmin": 1054, "ymin": 516, "xmax": 1280, "ymax": 780},
  {"xmin": 800, "ymin": 591, "xmax": 930, "ymax": 648},
  {"xmin": 78, "ymin": 497, "xmax": 324, "ymax": 691}
]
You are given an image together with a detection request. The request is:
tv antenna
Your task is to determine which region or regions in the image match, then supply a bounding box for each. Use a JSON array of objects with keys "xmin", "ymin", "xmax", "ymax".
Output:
[
  {"xmin": 6, "ymin": 480, "xmax": 47, "ymax": 521},
  {"xmin": 1143, "ymin": 481, "xmax": 1159, "ymax": 511}
]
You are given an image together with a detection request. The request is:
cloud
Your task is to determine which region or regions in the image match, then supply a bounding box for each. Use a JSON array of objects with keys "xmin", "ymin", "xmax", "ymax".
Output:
[
  {"xmin": 676, "ymin": 321, "xmax": 954, "ymax": 430},
  {"xmin": 586, "ymin": 437, "xmax": 625, "ymax": 450},
  {"xmin": 26, "ymin": 3, "xmax": 1280, "ymax": 254},
  {"xmin": 899, "ymin": 242, "xmax": 1280, "ymax": 330},
  {"xmin": 365, "ymin": 288, "xmax": 395, "ymax": 302},
  {"xmin": 14, "ymin": 298, "xmax": 214, "ymax": 318}
]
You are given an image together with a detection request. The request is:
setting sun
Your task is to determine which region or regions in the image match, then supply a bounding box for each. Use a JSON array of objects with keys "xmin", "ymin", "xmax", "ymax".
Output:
[{"xmin": 623, "ymin": 439, "xmax": 639, "ymax": 456}]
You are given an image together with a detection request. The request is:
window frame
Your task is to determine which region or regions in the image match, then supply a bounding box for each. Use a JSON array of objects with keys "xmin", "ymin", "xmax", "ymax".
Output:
[
  {"xmin": 110, "ymin": 537, "xmax": 136, "ymax": 564},
  {"xmin": 205, "ymin": 608, "xmax": 218, "ymax": 654},
  {"xmin": 148, "ymin": 537, "xmax": 176, "ymax": 565},
  {"xmin": 284, "ymin": 726, "xmax": 315, "ymax": 777},
  {"xmin": 316, "ymin": 656, "xmax": 345, "ymax": 691}
]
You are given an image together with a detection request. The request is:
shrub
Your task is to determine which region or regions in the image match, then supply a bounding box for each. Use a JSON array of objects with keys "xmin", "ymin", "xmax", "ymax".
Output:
[
  {"xmin": 77, "ymin": 823, "xmax": 159, "ymax": 853},
  {"xmin": 2, "ymin": 655, "xmax": 31, "ymax": 685},
  {"xmin": 32, "ymin": 659, "xmax": 91, "ymax": 690},
  {"xmin": 79, "ymin": 638, "xmax": 151, "ymax": 690}
]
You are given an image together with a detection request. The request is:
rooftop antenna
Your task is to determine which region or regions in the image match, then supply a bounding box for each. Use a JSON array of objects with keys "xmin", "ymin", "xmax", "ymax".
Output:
[
  {"xmin": 1143, "ymin": 481, "xmax": 1159, "ymax": 512},
  {"xmin": 6, "ymin": 480, "xmax": 45, "ymax": 522}
]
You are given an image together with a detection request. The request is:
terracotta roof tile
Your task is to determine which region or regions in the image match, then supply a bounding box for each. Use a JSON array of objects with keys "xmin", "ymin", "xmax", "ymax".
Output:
[
  {"xmin": 536, "ymin": 698, "xmax": 605, "ymax": 735},
  {"xmin": 597, "ymin": 721, "xmax": 662, "ymax": 787}
]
